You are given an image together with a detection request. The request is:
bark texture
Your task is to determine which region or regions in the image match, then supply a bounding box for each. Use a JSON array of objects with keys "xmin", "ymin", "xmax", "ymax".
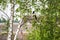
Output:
[{"xmin": 7, "ymin": 0, "xmax": 14, "ymax": 40}]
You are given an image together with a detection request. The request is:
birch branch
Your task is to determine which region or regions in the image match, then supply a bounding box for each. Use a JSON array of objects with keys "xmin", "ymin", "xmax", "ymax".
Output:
[{"xmin": 14, "ymin": 19, "xmax": 24, "ymax": 40}]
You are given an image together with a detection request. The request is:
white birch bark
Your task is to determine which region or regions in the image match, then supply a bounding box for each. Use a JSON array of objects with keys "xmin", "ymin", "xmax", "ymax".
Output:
[
  {"xmin": 13, "ymin": 14, "xmax": 35, "ymax": 40},
  {"xmin": 7, "ymin": 0, "xmax": 14, "ymax": 40},
  {"xmin": 14, "ymin": 19, "xmax": 24, "ymax": 40}
]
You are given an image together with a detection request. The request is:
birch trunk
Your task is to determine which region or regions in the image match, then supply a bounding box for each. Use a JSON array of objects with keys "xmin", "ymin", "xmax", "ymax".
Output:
[
  {"xmin": 7, "ymin": 0, "xmax": 14, "ymax": 40},
  {"xmin": 14, "ymin": 19, "xmax": 24, "ymax": 40}
]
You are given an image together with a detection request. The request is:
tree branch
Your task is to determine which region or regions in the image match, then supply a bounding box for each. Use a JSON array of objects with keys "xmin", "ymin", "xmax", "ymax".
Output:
[
  {"xmin": 14, "ymin": 19, "xmax": 25, "ymax": 40},
  {"xmin": 0, "ymin": 9, "xmax": 10, "ymax": 19}
]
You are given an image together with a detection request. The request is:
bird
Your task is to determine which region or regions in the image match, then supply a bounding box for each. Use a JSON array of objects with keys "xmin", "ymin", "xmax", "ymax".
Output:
[
  {"xmin": 32, "ymin": 11, "xmax": 37, "ymax": 21},
  {"xmin": 32, "ymin": 11, "xmax": 40, "ymax": 24}
]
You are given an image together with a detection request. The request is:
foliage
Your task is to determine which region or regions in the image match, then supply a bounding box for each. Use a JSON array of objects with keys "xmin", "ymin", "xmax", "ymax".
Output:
[
  {"xmin": 0, "ymin": 0, "xmax": 60, "ymax": 40},
  {"xmin": 27, "ymin": 0, "xmax": 60, "ymax": 40},
  {"xmin": 0, "ymin": 0, "xmax": 7, "ymax": 9},
  {"xmin": 2, "ymin": 20, "xmax": 9, "ymax": 33},
  {"xmin": 0, "ymin": 18, "xmax": 6, "ymax": 23}
]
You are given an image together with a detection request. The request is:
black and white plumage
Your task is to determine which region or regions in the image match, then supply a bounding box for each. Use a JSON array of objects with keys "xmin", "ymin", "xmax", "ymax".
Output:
[{"xmin": 32, "ymin": 11, "xmax": 37, "ymax": 20}]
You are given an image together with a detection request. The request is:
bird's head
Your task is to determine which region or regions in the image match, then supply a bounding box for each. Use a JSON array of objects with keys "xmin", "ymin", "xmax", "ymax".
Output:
[{"xmin": 32, "ymin": 11, "xmax": 35, "ymax": 14}]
